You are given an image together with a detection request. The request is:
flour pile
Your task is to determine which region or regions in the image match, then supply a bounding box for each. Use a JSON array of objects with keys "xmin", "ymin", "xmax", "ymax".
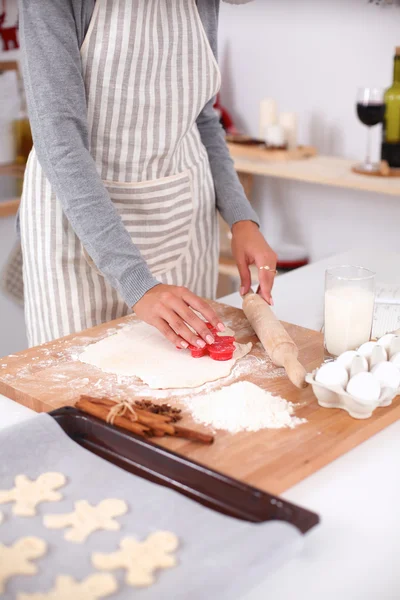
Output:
[{"xmin": 185, "ymin": 381, "xmax": 305, "ymax": 433}]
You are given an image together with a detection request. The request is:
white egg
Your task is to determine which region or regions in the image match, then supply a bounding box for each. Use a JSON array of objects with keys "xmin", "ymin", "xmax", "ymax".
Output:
[
  {"xmin": 390, "ymin": 352, "xmax": 400, "ymax": 368},
  {"xmin": 377, "ymin": 333, "xmax": 396, "ymax": 352},
  {"xmin": 315, "ymin": 362, "xmax": 349, "ymax": 388},
  {"xmin": 372, "ymin": 362, "xmax": 400, "ymax": 390},
  {"xmin": 349, "ymin": 355, "xmax": 369, "ymax": 378},
  {"xmin": 369, "ymin": 345, "xmax": 388, "ymax": 369},
  {"xmin": 336, "ymin": 350, "xmax": 358, "ymax": 370},
  {"xmin": 357, "ymin": 341, "xmax": 377, "ymax": 359},
  {"xmin": 346, "ymin": 372, "xmax": 381, "ymax": 405}
]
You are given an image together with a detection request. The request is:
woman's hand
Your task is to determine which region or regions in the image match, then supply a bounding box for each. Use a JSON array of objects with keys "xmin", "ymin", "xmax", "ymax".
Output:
[
  {"xmin": 231, "ymin": 221, "xmax": 277, "ymax": 305},
  {"xmin": 133, "ymin": 284, "xmax": 225, "ymax": 348}
]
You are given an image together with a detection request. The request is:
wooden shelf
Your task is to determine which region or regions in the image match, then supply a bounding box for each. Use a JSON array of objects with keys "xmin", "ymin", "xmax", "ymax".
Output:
[
  {"xmin": 0, "ymin": 198, "xmax": 20, "ymax": 218},
  {"xmin": 228, "ymin": 144, "xmax": 400, "ymax": 197},
  {"xmin": 0, "ymin": 163, "xmax": 25, "ymax": 177}
]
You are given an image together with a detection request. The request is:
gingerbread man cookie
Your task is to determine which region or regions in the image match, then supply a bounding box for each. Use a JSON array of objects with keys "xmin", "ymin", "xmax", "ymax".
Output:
[
  {"xmin": 92, "ymin": 531, "xmax": 179, "ymax": 587},
  {"xmin": 43, "ymin": 499, "xmax": 128, "ymax": 543},
  {"xmin": 0, "ymin": 473, "xmax": 66, "ymax": 516},
  {"xmin": 0, "ymin": 537, "xmax": 47, "ymax": 593},
  {"xmin": 17, "ymin": 573, "xmax": 117, "ymax": 600}
]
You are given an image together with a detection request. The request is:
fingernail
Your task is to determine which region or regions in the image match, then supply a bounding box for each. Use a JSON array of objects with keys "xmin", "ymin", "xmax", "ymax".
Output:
[
  {"xmin": 197, "ymin": 339, "xmax": 206, "ymax": 348},
  {"xmin": 206, "ymin": 335, "xmax": 214, "ymax": 345},
  {"xmin": 180, "ymin": 341, "xmax": 189, "ymax": 349},
  {"xmin": 240, "ymin": 287, "xmax": 245, "ymax": 296},
  {"xmin": 217, "ymin": 322, "xmax": 225, "ymax": 332}
]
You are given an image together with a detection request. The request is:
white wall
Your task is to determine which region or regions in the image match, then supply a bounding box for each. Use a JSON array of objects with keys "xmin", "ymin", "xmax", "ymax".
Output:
[{"xmin": 219, "ymin": 0, "xmax": 400, "ymax": 260}]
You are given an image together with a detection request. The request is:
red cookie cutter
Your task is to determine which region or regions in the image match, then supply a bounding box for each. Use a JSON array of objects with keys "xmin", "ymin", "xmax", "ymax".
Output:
[{"xmin": 181, "ymin": 324, "xmax": 236, "ymax": 361}]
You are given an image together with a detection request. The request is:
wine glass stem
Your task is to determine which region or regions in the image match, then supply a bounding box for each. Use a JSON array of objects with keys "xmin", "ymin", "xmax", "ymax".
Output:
[{"xmin": 366, "ymin": 127, "xmax": 372, "ymax": 166}]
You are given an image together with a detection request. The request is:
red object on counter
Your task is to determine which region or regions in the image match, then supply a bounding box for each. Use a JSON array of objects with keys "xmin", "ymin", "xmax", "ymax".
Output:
[
  {"xmin": 209, "ymin": 344, "xmax": 235, "ymax": 361},
  {"xmin": 179, "ymin": 324, "xmax": 236, "ymax": 361}
]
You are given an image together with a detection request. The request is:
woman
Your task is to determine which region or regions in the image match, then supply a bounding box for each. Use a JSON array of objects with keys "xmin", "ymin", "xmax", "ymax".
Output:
[{"xmin": 19, "ymin": 0, "xmax": 277, "ymax": 350}]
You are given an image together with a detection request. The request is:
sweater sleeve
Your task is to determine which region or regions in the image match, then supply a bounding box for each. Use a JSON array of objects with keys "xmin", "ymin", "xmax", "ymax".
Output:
[
  {"xmin": 196, "ymin": 0, "xmax": 260, "ymax": 229},
  {"xmin": 18, "ymin": 0, "xmax": 160, "ymax": 307}
]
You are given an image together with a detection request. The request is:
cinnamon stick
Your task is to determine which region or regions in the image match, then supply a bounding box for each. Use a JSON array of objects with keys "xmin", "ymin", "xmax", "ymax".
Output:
[
  {"xmin": 80, "ymin": 395, "xmax": 174, "ymax": 423},
  {"xmin": 77, "ymin": 395, "xmax": 214, "ymax": 445},
  {"xmin": 75, "ymin": 398, "xmax": 150, "ymax": 438},
  {"xmin": 173, "ymin": 425, "xmax": 214, "ymax": 445}
]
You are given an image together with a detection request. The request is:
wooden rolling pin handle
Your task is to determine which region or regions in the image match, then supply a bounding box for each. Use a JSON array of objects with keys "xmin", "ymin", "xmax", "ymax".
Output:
[
  {"xmin": 282, "ymin": 354, "xmax": 308, "ymax": 390},
  {"xmin": 242, "ymin": 292, "xmax": 308, "ymax": 389}
]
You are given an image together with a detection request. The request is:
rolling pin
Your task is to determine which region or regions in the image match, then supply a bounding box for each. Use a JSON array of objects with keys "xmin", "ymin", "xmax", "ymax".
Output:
[{"xmin": 242, "ymin": 292, "xmax": 308, "ymax": 389}]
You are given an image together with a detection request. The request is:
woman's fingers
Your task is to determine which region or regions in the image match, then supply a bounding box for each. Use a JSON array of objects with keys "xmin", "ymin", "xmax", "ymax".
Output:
[
  {"xmin": 257, "ymin": 264, "xmax": 276, "ymax": 305},
  {"xmin": 181, "ymin": 289, "xmax": 224, "ymax": 332},
  {"xmin": 152, "ymin": 318, "xmax": 189, "ymax": 349},
  {"xmin": 160, "ymin": 305, "xmax": 208, "ymax": 348},
  {"xmin": 236, "ymin": 258, "xmax": 251, "ymax": 297},
  {"xmin": 170, "ymin": 300, "xmax": 215, "ymax": 344},
  {"xmin": 133, "ymin": 284, "xmax": 226, "ymax": 347}
]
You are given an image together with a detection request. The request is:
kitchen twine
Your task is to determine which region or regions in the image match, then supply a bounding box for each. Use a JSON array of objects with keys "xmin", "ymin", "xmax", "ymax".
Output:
[{"xmin": 106, "ymin": 399, "xmax": 138, "ymax": 425}]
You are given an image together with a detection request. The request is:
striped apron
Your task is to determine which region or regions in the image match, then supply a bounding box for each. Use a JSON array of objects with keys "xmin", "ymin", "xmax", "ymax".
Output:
[{"xmin": 20, "ymin": 0, "xmax": 221, "ymax": 347}]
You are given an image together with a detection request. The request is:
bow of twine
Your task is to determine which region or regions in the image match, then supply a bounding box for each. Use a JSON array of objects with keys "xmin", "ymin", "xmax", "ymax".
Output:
[{"xmin": 106, "ymin": 399, "xmax": 138, "ymax": 425}]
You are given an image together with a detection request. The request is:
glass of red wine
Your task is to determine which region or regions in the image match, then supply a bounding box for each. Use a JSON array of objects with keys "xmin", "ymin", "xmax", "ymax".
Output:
[{"xmin": 356, "ymin": 87, "xmax": 385, "ymax": 173}]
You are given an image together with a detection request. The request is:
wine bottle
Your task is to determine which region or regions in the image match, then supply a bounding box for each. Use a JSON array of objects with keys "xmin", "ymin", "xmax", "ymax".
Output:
[{"xmin": 382, "ymin": 47, "xmax": 400, "ymax": 168}]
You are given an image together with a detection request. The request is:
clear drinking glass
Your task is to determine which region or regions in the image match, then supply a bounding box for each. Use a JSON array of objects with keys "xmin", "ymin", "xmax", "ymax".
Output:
[
  {"xmin": 356, "ymin": 87, "xmax": 385, "ymax": 173},
  {"xmin": 324, "ymin": 266, "xmax": 376, "ymax": 357}
]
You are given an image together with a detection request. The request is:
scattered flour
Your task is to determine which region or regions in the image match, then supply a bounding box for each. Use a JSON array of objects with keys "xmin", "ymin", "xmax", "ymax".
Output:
[{"xmin": 184, "ymin": 381, "xmax": 306, "ymax": 433}]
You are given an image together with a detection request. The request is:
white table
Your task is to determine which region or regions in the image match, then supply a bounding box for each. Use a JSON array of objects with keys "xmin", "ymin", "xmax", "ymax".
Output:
[{"xmin": 1, "ymin": 248, "xmax": 400, "ymax": 600}]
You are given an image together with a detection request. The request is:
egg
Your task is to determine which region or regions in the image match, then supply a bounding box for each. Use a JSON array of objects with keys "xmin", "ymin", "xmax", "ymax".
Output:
[
  {"xmin": 315, "ymin": 362, "xmax": 349, "ymax": 388},
  {"xmin": 336, "ymin": 350, "xmax": 359, "ymax": 370},
  {"xmin": 377, "ymin": 333, "xmax": 396, "ymax": 352},
  {"xmin": 357, "ymin": 341, "xmax": 377, "ymax": 360},
  {"xmin": 372, "ymin": 362, "xmax": 400, "ymax": 390},
  {"xmin": 349, "ymin": 355, "xmax": 369, "ymax": 378},
  {"xmin": 346, "ymin": 372, "xmax": 381, "ymax": 405},
  {"xmin": 390, "ymin": 352, "xmax": 400, "ymax": 368},
  {"xmin": 369, "ymin": 345, "xmax": 388, "ymax": 369},
  {"xmin": 389, "ymin": 336, "xmax": 400, "ymax": 358}
]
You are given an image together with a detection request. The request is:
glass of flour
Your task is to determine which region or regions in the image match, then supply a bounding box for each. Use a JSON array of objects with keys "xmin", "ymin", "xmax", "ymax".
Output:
[{"xmin": 324, "ymin": 266, "xmax": 376, "ymax": 357}]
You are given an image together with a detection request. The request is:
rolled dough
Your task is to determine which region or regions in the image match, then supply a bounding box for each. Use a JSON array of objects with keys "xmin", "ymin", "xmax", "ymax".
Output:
[{"xmin": 79, "ymin": 322, "xmax": 252, "ymax": 390}]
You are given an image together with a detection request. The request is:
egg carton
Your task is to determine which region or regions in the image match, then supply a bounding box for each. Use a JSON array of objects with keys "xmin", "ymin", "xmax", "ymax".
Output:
[{"xmin": 307, "ymin": 334, "xmax": 400, "ymax": 419}]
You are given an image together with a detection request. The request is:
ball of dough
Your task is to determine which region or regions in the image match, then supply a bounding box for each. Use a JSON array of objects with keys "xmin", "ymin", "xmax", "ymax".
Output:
[
  {"xmin": 371, "ymin": 361, "xmax": 400, "ymax": 390},
  {"xmin": 346, "ymin": 372, "xmax": 381, "ymax": 405},
  {"xmin": 315, "ymin": 362, "xmax": 349, "ymax": 388}
]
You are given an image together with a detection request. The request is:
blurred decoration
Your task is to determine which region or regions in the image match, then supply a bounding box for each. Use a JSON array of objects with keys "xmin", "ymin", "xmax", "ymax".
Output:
[
  {"xmin": 0, "ymin": 0, "xmax": 19, "ymax": 53},
  {"xmin": 214, "ymin": 94, "xmax": 239, "ymax": 135}
]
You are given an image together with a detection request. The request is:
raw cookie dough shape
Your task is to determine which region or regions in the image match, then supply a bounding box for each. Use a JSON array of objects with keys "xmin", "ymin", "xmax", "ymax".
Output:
[
  {"xmin": 92, "ymin": 531, "xmax": 179, "ymax": 587},
  {"xmin": 0, "ymin": 537, "xmax": 47, "ymax": 594},
  {"xmin": 0, "ymin": 473, "xmax": 66, "ymax": 516},
  {"xmin": 43, "ymin": 499, "xmax": 128, "ymax": 543},
  {"xmin": 17, "ymin": 573, "xmax": 118, "ymax": 600}
]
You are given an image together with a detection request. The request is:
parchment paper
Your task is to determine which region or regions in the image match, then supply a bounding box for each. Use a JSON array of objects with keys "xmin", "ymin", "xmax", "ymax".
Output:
[{"xmin": 0, "ymin": 414, "xmax": 305, "ymax": 599}]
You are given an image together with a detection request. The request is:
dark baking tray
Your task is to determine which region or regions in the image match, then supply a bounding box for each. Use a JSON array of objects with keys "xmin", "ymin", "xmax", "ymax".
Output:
[{"xmin": 50, "ymin": 407, "xmax": 320, "ymax": 534}]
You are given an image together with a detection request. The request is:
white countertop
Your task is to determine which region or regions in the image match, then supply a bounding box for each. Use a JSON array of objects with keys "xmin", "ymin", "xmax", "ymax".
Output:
[{"xmin": 1, "ymin": 248, "xmax": 400, "ymax": 599}]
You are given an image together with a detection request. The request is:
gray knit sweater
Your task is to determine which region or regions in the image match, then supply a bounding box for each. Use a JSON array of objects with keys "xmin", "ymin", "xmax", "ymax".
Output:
[{"xmin": 18, "ymin": 0, "xmax": 259, "ymax": 307}]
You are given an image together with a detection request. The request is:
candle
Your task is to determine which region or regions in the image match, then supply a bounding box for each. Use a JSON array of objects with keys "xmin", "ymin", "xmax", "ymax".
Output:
[
  {"xmin": 259, "ymin": 98, "xmax": 277, "ymax": 138},
  {"xmin": 264, "ymin": 124, "xmax": 286, "ymax": 147},
  {"xmin": 279, "ymin": 112, "xmax": 298, "ymax": 150}
]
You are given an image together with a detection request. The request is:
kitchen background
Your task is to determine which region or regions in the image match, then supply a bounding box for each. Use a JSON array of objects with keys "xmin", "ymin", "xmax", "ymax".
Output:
[{"xmin": 0, "ymin": 0, "xmax": 399, "ymax": 357}]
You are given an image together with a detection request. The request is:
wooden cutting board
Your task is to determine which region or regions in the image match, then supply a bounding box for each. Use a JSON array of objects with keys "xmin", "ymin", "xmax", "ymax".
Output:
[{"xmin": 1, "ymin": 301, "xmax": 399, "ymax": 495}]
